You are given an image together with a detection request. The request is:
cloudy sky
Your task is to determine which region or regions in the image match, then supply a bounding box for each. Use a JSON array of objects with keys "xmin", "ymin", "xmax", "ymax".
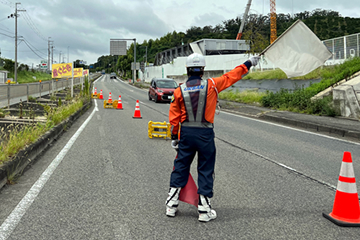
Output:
[{"xmin": 0, "ymin": 0, "xmax": 359, "ymax": 68}]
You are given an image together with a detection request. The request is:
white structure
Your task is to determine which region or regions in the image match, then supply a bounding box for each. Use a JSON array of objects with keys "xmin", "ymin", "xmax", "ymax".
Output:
[{"xmin": 0, "ymin": 70, "xmax": 9, "ymax": 84}]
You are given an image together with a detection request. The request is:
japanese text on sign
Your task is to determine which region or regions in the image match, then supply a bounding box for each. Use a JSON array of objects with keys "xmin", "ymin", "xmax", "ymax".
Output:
[
  {"xmin": 52, "ymin": 63, "xmax": 73, "ymax": 78},
  {"xmin": 74, "ymin": 68, "xmax": 83, "ymax": 78}
]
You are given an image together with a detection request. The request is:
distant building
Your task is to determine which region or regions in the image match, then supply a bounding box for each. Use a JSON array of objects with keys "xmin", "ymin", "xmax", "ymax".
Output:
[
  {"xmin": 154, "ymin": 39, "xmax": 250, "ymax": 66},
  {"xmin": 0, "ymin": 70, "xmax": 9, "ymax": 84}
]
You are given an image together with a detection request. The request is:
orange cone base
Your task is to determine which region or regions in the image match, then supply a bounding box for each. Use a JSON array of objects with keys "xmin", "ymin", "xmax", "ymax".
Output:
[
  {"xmin": 132, "ymin": 115, "xmax": 142, "ymax": 119},
  {"xmin": 117, "ymin": 106, "xmax": 123, "ymax": 110},
  {"xmin": 99, "ymin": 96, "xmax": 103, "ymax": 99},
  {"xmin": 323, "ymin": 213, "xmax": 360, "ymax": 227}
]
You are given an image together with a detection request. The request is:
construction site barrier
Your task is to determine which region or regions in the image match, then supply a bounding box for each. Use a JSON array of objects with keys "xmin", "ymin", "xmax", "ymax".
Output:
[
  {"xmin": 148, "ymin": 121, "xmax": 171, "ymax": 139},
  {"xmin": 104, "ymin": 100, "xmax": 118, "ymax": 109}
]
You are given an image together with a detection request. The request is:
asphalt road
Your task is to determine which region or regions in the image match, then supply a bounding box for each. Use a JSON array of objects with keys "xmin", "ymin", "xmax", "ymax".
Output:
[{"xmin": 0, "ymin": 74, "xmax": 360, "ymax": 239}]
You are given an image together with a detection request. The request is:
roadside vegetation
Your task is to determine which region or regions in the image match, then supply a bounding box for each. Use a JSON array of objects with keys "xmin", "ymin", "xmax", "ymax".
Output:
[
  {"xmin": 0, "ymin": 77, "xmax": 91, "ymax": 165},
  {"xmin": 219, "ymin": 57, "xmax": 360, "ymax": 116}
]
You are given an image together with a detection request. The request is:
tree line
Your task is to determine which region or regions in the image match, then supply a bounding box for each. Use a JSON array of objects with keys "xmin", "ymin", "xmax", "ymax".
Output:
[{"xmin": 91, "ymin": 9, "xmax": 360, "ymax": 79}]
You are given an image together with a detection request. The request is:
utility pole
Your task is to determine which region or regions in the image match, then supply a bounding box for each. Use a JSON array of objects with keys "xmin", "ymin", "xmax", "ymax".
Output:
[
  {"xmin": 51, "ymin": 44, "xmax": 54, "ymax": 65},
  {"xmin": 59, "ymin": 51, "xmax": 62, "ymax": 63},
  {"xmin": 48, "ymin": 37, "xmax": 53, "ymax": 72},
  {"xmin": 14, "ymin": 2, "xmax": 26, "ymax": 83}
]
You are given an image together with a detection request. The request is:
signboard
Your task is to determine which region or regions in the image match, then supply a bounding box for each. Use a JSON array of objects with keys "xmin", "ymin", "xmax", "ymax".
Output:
[
  {"xmin": 79, "ymin": 60, "xmax": 87, "ymax": 65},
  {"xmin": 110, "ymin": 40, "xmax": 127, "ymax": 56},
  {"xmin": 52, "ymin": 63, "xmax": 73, "ymax": 78},
  {"xmin": 83, "ymin": 69, "xmax": 89, "ymax": 76},
  {"xmin": 40, "ymin": 60, "xmax": 48, "ymax": 69},
  {"xmin": 131, "ymin": 62, "xmax": 140, "ymax": 70},
  {"xmin": 74, "ymin": 68, "xmax": 84, "ymax": 78}
]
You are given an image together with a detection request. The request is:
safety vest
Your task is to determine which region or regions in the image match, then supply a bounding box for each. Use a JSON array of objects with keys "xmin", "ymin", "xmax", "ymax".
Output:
[{"xmin": 180, "ymin": 79, "xmax": 214, "ymax": 128}]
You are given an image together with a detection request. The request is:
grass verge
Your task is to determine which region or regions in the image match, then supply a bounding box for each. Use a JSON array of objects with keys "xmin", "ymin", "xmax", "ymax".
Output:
[
  {"xmin": 220, "ymin": 57, "xmax": 360, "ymax": 116},
  {"xmin": 0, "ymin": 95, "xmax": 88, "ymax": 165}
]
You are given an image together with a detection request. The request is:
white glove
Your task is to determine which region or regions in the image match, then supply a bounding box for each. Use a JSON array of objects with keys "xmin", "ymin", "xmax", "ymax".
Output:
[
  {"xmin": 248, "ymin": 56, "xmax": 260, "ymax": 67},
  {"xmin": 171, "ymin": 140, "xmax": 179, "ymax": 150}
]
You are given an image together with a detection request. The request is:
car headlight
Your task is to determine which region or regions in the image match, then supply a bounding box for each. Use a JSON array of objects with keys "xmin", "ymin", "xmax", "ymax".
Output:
[{"xmin": 157, "ymin": 89, "xmax": 163, "ymax": 93}]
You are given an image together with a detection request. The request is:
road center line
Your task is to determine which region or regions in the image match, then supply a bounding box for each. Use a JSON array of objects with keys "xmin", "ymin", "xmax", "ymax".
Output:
[{"xmin": 0, "ymin": 100, "xmax": 98, "ymax": 240}]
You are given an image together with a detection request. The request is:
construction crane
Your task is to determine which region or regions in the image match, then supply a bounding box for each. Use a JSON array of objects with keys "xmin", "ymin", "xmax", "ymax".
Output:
[
  {"xmin": 270, "ymin": 0, "xmax": 277, "ymax": 44},
  {"xmin": 236, "ymin": 0, "xmax": 252, "ymax": 40},
  {"xmin": 236, "ymin": 0, "xmax": 277, "ymax": 44}
]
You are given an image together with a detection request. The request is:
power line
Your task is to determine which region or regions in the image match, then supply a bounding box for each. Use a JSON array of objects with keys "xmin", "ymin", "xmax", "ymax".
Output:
[
  {"xmin": 20, "ymin": 38, "xmax": 46, "ymax": 59},
  {"xmin": 0, "ymin": 0, "xmax": 14, "ymax": 7},
  {"xmin": 20, "ymin": 8, "xmax": 47, "ymax": 41},
  {"xmin": 0, "ymin": 32, "xmax": 13, "ymax": 38}
]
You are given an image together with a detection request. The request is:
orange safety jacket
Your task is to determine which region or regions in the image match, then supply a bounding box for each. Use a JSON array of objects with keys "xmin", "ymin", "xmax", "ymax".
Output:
[{"xmin": 169, "ymin": 63, "xmax": 249, "ymax": 137}]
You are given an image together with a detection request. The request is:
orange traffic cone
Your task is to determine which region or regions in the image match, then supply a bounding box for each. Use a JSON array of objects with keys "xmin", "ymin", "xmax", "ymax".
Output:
[
  {"xmin": 323, "ymin": 152, "xmax": 360, "ymax": 226},
  {"xmin": 108, "ymin": 92, "xmax": 112, "ymax": 103},
  {"xmin": 117, "ymin": 95, "xmax": 123, "ymax": 110},
  {"xmin": 132, "ymin": 100, "xmax": 142, "ymax": 119},
  {"xmin": 93, "ymin": 87, "xmax": 97, "ymax": 95},
  {"xmin": 99, "ymin": 90, "xmax": 103, "ymax": 99}
]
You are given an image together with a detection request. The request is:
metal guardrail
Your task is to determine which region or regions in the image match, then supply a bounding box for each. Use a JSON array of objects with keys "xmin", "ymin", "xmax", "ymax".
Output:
[{"xmin": 0, "ymin": 76, "xmax": 95, "ymax": 109}]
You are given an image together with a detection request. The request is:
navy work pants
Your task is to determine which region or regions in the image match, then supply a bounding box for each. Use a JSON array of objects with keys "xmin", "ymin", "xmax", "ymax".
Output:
[{"xmin": 170, "ymin": 127, "xmax": 216, "ymax": 198}]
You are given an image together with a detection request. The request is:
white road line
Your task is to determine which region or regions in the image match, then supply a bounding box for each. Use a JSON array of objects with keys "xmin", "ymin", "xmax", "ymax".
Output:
[
  {"xmin": 223, "ymin": 111, "xmax": 360, "ymax": 146},
  {"xmin": 0, "ymin": 100, "xmax": 98, "ymax": 240}
]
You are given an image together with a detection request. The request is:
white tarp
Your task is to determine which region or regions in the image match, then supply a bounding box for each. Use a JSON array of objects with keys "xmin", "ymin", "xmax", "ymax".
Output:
[{"xmin": 262, "ymin": 19, "xmax": 333, "ymax": 78}]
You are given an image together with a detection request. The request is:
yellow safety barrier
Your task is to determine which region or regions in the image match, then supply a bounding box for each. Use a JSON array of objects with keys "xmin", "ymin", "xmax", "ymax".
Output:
[
  {"xmin": 103, "ymin": 100, "xmax": 118, "ymax": 109},
  {"xmin": 148, "ymin": 121, "xmax": 171, "ymax": 139},
  {"xmin": 91, "ymin": 93, "xmax": 100, "ymax": 99}
]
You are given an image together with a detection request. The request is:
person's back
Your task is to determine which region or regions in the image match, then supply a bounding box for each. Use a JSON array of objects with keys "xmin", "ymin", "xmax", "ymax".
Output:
[{"xmin": 166, "ymin": 53, "xmax": 260, "ymax": 222}]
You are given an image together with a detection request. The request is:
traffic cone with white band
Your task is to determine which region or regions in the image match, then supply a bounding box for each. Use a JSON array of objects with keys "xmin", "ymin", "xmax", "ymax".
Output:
[
  {"xmin": 108, "ymin": 92, "xmax": 112, "ymax": 103},
  {"xmin": 117, "ymin": 95, "xmax": 123, "ymax": 110},
  {"xmin": 99, "ymin": 90, "xmax": 103, "ymax": 99},
  {"xmin": 132, "ymin": 100, "xmax": 142, "ymax": 119},
  {"xmin": 323, "ymin": 151, "xmax": 360, "ymax": 226},
  {"xmin": 94, "ymin": 87, "xmax": 97, "ymax": 95}
]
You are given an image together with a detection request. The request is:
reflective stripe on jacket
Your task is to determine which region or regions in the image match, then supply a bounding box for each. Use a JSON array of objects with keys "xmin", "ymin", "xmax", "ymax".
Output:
[{"xmin": 169, "ymin": 63, "xmax": 249, "ymax": 135}]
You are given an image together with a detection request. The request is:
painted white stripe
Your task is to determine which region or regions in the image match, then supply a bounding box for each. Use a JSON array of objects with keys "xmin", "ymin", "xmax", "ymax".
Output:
[
  {"xmin": 0, "ymin": 100, "xmax": 98, "ymax": 240},
  {"xmin": 339, "ymin": 162, "xmax": 355, "ymax": 178},
  {"xmin": 337, "ymin": 181, "xmax": 358, "ymax": 194},
  {"xmin": 223, "ymin": 111, "xmax": 360, "ymax": 146}
]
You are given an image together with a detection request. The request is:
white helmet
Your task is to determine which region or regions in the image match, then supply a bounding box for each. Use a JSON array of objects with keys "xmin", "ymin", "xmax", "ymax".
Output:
[{"xmin": 186, "ymin": 53, "xmax": 206, "ymax": 68}]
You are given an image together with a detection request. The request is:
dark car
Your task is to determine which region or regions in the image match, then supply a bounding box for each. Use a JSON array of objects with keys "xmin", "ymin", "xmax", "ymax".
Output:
[{"xmin": 148, "ymin": 78, "xmax": 178, "ymax": 103}]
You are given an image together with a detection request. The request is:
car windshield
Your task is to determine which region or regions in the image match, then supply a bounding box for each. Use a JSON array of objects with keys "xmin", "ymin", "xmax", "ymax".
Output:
[{"xmin": 156, "ymin": 80, "xmax": 178, "ymax": 88}]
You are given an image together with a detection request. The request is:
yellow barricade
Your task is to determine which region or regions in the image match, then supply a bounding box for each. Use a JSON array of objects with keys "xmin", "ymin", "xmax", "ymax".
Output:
[
  {"xmin": 91, "ymin": 93, "xmax": 100, "ymax": 99},
  {"xmin": 103, "ymin": 100, "xmax": 119, "ymax": 109},
  {"xmin": 148, "ymin": 121, "xmax": 171, "ymax": 139}
]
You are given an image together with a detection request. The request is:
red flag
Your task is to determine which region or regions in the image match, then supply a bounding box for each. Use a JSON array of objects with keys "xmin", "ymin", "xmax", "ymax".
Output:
[{"xmin": 173, "ymin": 154, "xmax": 199, "ymax": 207}]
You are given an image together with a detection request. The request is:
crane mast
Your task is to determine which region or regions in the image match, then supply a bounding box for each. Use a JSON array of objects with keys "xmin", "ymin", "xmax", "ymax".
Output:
[
  {"xmin": 236, "ymin": 0, "xmax": 252, "ymax": 40},
  {"xmin": 236, "ymin": 0, "xmax": 277, "ymax": 44},
  {"xmin": 270, "ymin": 0, "xmax": 277, "ymax": 44}
]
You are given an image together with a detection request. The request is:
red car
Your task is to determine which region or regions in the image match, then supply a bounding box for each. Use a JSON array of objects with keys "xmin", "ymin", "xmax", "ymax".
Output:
[{"xmin": 148, "ymin": 78, "xmax": 178, "ymax": 103}]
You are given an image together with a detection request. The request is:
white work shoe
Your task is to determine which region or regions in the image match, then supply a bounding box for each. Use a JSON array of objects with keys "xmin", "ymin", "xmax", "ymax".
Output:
[
  {"xmin": 166, "ymin": 206, "xmax": 177, "ymax": 217},
  {"xmin": 198, "ymin": 209, "xmax": 217, "ymax": 222},
  {"xmin": 198, "ymin": 195, "xmax": 216, "ymax": 222},
  {"xmin": 165, "ymin": 187, "xmax": 181, "ymax": 217}
]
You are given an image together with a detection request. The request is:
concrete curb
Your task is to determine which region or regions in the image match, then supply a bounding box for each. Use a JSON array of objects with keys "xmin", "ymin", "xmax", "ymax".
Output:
[{"xmin": 0, "ymin": 100, "xmax": 92, "ymax": 189}]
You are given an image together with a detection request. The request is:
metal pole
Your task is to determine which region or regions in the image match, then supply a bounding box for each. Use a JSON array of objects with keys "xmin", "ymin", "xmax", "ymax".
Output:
[
  {"xmin": 48, "ymin": 37, "xmax": 51, "ymax": 72},
  {"xmin": 133, "ymin": 38, "xmax": 136, "ymax": 83},
  {"xmin": 27, "ymin": 84, "xmax": 29, "ymax": 102},
  {"xmin": 14, "ymin": 4, "xmax": 18, "ymax": 83},
  {"xmin": 7, "ymin": 82, "xmax": 10, "ymax": 109},
  {"xmin": 71, "ymin": 62, "xmax": 74, "ymax": 97}
]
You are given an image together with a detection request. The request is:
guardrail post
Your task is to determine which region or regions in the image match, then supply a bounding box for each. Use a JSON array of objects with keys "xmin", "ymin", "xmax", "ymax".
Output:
[
  {"xmin": 39, "ymin": 80, "xmax": 42, "ymax": 98},
  {"xmin": 27, "ymin": 84, "xmax": 29, "ymax": 102},
  {"xmin": 7, "ymin": 81, "xmax": 10, "ymax": 109}
]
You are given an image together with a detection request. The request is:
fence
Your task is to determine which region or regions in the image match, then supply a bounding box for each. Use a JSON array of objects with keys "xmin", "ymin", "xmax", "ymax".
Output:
[
  {"xmin": 323, "ymin": 33, "xmax": 360, "ymax": 60},
  {"xmin": 0, "ymin": 78, "xmax": 83, "ymax": 109}
]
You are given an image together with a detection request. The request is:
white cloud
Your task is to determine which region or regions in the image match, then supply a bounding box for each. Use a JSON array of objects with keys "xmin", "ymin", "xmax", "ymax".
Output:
[{"xmin": 0, "ymin": 0, "xmax": 359, "ymax": 67}]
